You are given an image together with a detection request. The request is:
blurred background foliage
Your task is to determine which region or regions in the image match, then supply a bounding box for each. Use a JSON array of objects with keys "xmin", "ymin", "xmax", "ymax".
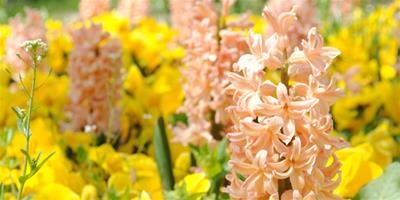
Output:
[{"xmin": 0, "ymin": 0, "xmax": 268, "ymax": 23}]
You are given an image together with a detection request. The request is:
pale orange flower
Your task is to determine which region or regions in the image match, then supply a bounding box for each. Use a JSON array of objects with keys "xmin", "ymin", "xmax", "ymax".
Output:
[
  {"xmin": 117, "ymin": 0, "xmax": 149, "ymax": 24},
  {"xmin": 79, "ymin": 0, "xmax": 110, "ymax": 20},
  {"xmin": 225, "ymin": 6, "xmax": 346, "ymax": 199},
  {"xmin": 172, "ymin": 0, "xmax": 250, "ymax": 145},
  {"xmin": 67, "ymin": 24, "xmax": 122, "ymax": 135},
  {"xmin": 5, "ymin": 8, "xmax": 46, "ymax": 78},
  {"xmin": 267, "ymin": 0, "xmax": 318, "ymax": 51}
]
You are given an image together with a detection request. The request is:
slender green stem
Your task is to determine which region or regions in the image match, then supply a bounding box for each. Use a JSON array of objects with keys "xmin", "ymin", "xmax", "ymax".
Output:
[
  {"xmin": 17, "ymin": 52, "xmax": 37, "ymax": 200},
  {"xmin": 281, "ymin": 50, "xmax": 289, "ymax": 88},
  {"xmin": 281, "ymin": 64, "xmax": 289, "ymax": 87}
]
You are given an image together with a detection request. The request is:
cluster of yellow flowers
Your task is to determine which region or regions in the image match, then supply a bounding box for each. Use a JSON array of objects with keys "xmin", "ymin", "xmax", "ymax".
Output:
[
  {"xmin": 0, "ymin": 10, "xmax": 193, "ymax": 200},
  {"xmin": 0, "ymin": 1, "xmax": 400, "ymax": 200},
  {"xmin": 327, "ymin": 1, "xmax": 400, "ymax": 198}
]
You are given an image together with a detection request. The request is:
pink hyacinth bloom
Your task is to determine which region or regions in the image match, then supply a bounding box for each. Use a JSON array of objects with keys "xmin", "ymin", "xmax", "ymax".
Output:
[
  {"xmin": 266, "ymin": 0, "xmax": 318, "ymax": 53},
  {"xmin": 225, "ymin": 6, "xmax": 346, "ymax": 200},
  {"xmin": 79, "ymin": 0, "xmax": 110, "ymax": 20},
  {"xmin": 66, "ymin": 24, "xmax": 122, "ymax": 135},
  {"xmin": 117, "ymin": 0, "xmax": 149, "ymax": 24},
  {"xmin": 5, "ymin": 9, "xmax": 46, "ymax": 78},
  {"xmin": 169, "ymin": 0, "xmax": 197, "ymax": 42},
  {"xmin": 172, "ymin": 0, "xmax": 250, "ymax": 146}
]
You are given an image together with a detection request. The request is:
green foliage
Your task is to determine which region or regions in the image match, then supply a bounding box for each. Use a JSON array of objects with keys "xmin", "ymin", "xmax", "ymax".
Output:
[
  {"xmin": 18, "ymin": 150, "xmax": 55, "ymax": 184},
  {"xmin": 106, "ymin": 187, "xmax": 130, "ymax": 200},
  {"xmin": 189, "ymin": 138, "xmax": 230, "ymax": 197},
  {"xmin": 355, "ymin": 162, "xmax": 400, "ymax": 200},
  {"xmin": 76, "ymin": 145, "xmax": 89, "ymax": 164},
  {"xmin": 169, "ymin": 113, "xmax": 188, "ymax": 126},
  {"xmin": 0, "ymin": 184, "xmax": 4, "ymax": 200},
  {"xmin": 154, "ymin": 117, "xmax": 175, "ymax": 191},
  {"xmin": 12, "ymin": 107, "xmax": 30, "ymax": 138}
]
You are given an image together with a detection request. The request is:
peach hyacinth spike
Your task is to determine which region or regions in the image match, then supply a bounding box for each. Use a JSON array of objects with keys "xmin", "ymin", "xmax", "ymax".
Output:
[
  {"xmin": 224, "ymin": 5, "xmax": 346, "ymax": 200},
  {"xmin": 5, "ymin": 9, "xmax": 46, "ymax": 78},
  {"xmin": 117, "ymin": 0, "xmax": 149, "ymax": 24},
  {"xmin": 79, "ymin": 0, "xmax": 110, "ymax": 20},
  {"xmin": 66, "ymin": 24, "xmax": 122, "ymax": 135},
  {"xmin": 172, "ymin": 0, "xmax": 250, "ymax": 146}
]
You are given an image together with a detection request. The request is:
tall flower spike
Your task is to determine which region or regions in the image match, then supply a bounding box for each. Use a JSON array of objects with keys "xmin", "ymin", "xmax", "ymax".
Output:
[
  {"xmin": 67, "ymin": 24, "xmax": 122, "ymax": 135},
  {"xmin": 5, "ymin": 8, "xmax": 46, "ymax": 78},
  {"xmin": 225, "ymin": 5, "xmax": 346, "ymax": 200},
  {"xmin": 117, "ymin": 0, "xmax": 149, "ymax": 24},
  {"xmin": 79, "ymin": 0, "xmax": 110, "ymax": 20},
  {"xmin": 172, "ymin": 0, "xmax": 250, "ymax": 146},
  {"xmin": 169, "ymin": 0, "xmax": 197, "ymax": 42}
]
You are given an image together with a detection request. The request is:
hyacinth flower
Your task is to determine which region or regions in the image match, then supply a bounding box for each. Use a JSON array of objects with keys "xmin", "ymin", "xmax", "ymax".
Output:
[
  {"xmin": 169, "ymin": 0, "xmax": 197, "ymax": 42},
  {"xmin": 266, "ymin": 0, "xmax": 318, "ymax": 53},
  {"xmin": 66, "ymin": 24, "xmax": 122, "ymax": 136},
  {"xmin": 172, "ymin": 0, "xmax": 250, "ymax": 146},
  {"xmin": 224, "ymin": 6, "xmax": 347, "ymax": 199},
  {"xmin": 79, "ymin": 0, "xmax": 110, "ymax": 20},
  {"xmin": 5, "ymin": 9, "xmax": 46, "ymax": 79},
  {"xmin": 118, "ymin": 0, "xmax": 149, "ymax": 24}
]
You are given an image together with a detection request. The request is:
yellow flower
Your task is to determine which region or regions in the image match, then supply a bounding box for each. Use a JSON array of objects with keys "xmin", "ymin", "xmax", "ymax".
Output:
[
  {"xmin": 380, "ymin": 81, "xmax": 400, "ymax": 124},
  {"xmin": 61, "ymin": 131, "xmax": 93, "ymax": 151},
  {"xmin": 179, "ymin": 173, "xmax": 210, "ymax": 195},
  {"xmin": 249, "ymin": 15, "xmax": 266, "ymax": 34},
  {"xmin": 127, "ymin": 154, "xmax": 163, "ymax": 200},
  {"xmin": 327, "ymin": 2, "xmax": 399, "ymax": 86},
  {"xmin": 173, "ymin": 152, "xmax": 191, "ymax": 181},
  {"xmin": 0, "ymin": 25, "xmax": 10, "ymax": 56},
  {"xmin": 333, "ymin": 85, "xmax": 381, "ymax": 132},
  {"xmin": 45, "ymin": 19, "xmax": 73, "ymax": 73},
  {"xmin": 81, "ymin": 185, "xmax": 98, "ymax": 200},
  {"xmin": 124, "ymin": 65, "xmax": 144, "ymax": 93},
  {"xmin": 127, "ymin": 18, "xmax": 177, "ymax": 71},
  {"xmin": 31, "ymin": 184, "xmax": 80, "ymax": 200},
  {"xmin": 152, "ymin": 64, "xmax": 184, "ymax": 116},
  {"xmin": 108, "ymin": 172, "xmax": 132, "ymax": 195},
  {"xmin": 7, "ymin": 118, "xmax": 57, "ymax": 159},
  {"xmin": 133, "ymin": 191, "xmax": 152, "ymax": 200},
  {"xmin": 351, "ymin": 122, "xmax": 397, "ymax": 168},
  {"xmin": 89, "ymin": 144, "xmax": 128, "ymax": 174},
  {"xmin": 334, "ymin": 143, "xmax": 383, "ymax": 198},
  {"xmin": 0, "ymin": 167, "xmax": 19, "ymax": 185},
  {"xmin": 92, "ymin": 11, "xmax": 131, "ymax": 38}
]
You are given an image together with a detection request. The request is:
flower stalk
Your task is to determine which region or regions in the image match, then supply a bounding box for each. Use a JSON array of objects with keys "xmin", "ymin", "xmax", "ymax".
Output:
[{"xmin": 14, "ymin": 39, "xmax": 54, "ymax": 200}]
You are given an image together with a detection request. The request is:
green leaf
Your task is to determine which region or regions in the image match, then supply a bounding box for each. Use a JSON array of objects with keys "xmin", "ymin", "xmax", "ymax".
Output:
[
  {"xmin": 20, "ymin": 152, "xmax": 55, "ymax": 184},
  {"xmin": 358, "ymin": 162, "xmax": 400, "ymax": 200},
  {"xmin": 154, "ymin": 117, "xmax": 175, "ymax": 191},
  {"xmin": 76, "ymin": 145, "xmax": 89, "ymax": 163},
  {"xmin": 169, "ymin": 113, "xmax": 188, "ymax": 126},
  {"xmin": 12, "ymin": 107, "xmax": 27, "ymax": 134},
  {"xmin": 20, "ymin": 149, "xmax": 34, "ymax": 167},
  {"xmin": 189, "ymin": 140, "xmax": 230, "ymax": 197},
  {"xmin": 0, "ymin": 184, "xmax": 4, "ymax": 200}
]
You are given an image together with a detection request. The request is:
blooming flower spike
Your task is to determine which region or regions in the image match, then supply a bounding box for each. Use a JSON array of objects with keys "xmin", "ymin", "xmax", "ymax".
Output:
[{"xmin": 225, "ymin": 5, "xmax": 347, "ymax": 200}]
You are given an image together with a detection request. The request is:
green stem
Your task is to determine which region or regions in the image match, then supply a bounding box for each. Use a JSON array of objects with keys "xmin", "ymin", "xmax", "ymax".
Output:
[
  {"xmin": 154, "ymin": 117, "xmax": 175, "ymax": 190},
  {"xmin": 281, "ymin": 50, "xmax": 289, "ymax": 88},
  {"xmin": 17, "ymin": 52, "xmax": 37, "ymax": 200},
  {"xmin": 281, "ymin": 64, "xmax": 289, "ymax": 88}
]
